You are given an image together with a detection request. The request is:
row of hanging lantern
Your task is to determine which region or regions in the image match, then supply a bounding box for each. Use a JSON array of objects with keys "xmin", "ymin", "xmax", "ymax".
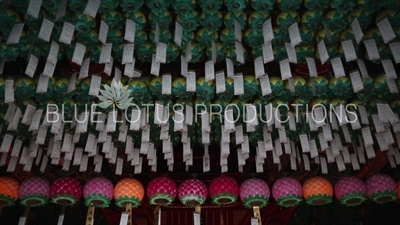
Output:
[{"xmin": 0, "ymin": 174, "xmax": 399, "ymax": 224}]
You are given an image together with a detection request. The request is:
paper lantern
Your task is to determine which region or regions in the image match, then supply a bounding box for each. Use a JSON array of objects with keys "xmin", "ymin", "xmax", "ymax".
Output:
[
  {"xmin": 120, "ymin": 0, "xmax": 143, "ymax": 12},
  {"xmin": 114, "ymin": 178, "xmax": 144, "ymax": 208},
  {"xmin": 334, "ymin": 176, "xmax": 367, "ymax": 206},
  {"xmin": 221, "ymin": 28, "xmax": 236, "ymax": 48},
  {"xmin": 19, "ymin": 177, "xmax": 50, "ymax": 207},
  {"xmin": 225, "ymin": 0, "xmax": 247, "ymax": 12},
  {"xmin": 74, "ymin": 13, "xmax": 96, "ymax": 34},
  {"xmin": 147, "ymin": 177, "xmax": 177, "ymax": 205},
  {"xmin": 68, "ymin": 0, "xmax": 85, "ymax": 13},
  {"xmin": 277, "ymin": 0, "xmax": 301, "ymax": 11},
  {"xmin": 250, "ymin": 0, "xmax": 275, "ymax": 12},
  {"xmin": 303, "ymin": 177, "xmax": 333, "ymax": 205},
  {"xmin": 147, "ymin": 0, "xmax": 170, "ymax": 12},
  {"xmin": 136, "ymin": 42, "xmax": 155, "ymax": 62},
  {"xmin": 347, "ymin": 8, "xmax": 372, "ymax": 30},
  {"xmin": 248, "ymin": 11, "xmax": 270, "ymax": 32},
  {"xmin": 329, "ymin": 77, "xmax": 353, "ymax": 99},
  {"xmin": 83, "ymin": 177, "xmax": 114, "ymax": 208},
  {"xmin": 273, "ymin": 27, "xmax": 290, "ymax": 46},
  {"xmin": 224, "ymin": 11, "xmax": 247, "ymax": 30},
  {"xmin": 272, "ymin": 177, "xmax": 303, "ymax": 208},
  {"xmin": 172, "ymin": 77, "xmax": 194, "ymax": 101},
  {"xmin": 186, "ymin": 42, "xmax": 204, "ymax": 64},
  {"xmin": 301, "ymin": 10, "xmax": 323, "ymax": 30},
  {"xmin": 124, "ymin": 11, "xmax": 147, "ymax": 31},
  {"xmin": 173, "ymin": 0, "xmax": 196, "ymax": 13},
  {"xmin": 196, "ymin": 77, "xmax": 215, "ymax": 101},
  {"xmin": 296, "ymin": 45, "xmax": 315, "ymax": 63},
  {"xmin": 101, "ymin": 11, "xmax": 123, "ymax": 30},
  {"xmin": 209, "ymin": 175, "xmax": 239, "ymax": 205},
  {"xmin": 97, "ymin": 0, "xmax": 118, "ymax": 13},
  {"xmin": 167, "ymin": 43, "xmax": 180, "ymax": 63},
  {"xmin": 325, "ymin": 10, "xmax": 348, "ymax": 32},
  {"xmin": 244, "ymin": 29, "xmax": 263, "ymax": 47},
  {"xmin": 199, "ymin": 0, "xmax": 222, "ymax": 12},
  {"xmin": 14, "ymin": 77, "xmax": 36, "ymax": 101},
  {"xmin": 366, "ymin": 174, "xmax": 397, "ymax": 204},
  {"xmin": 206, "ymin": 42, "xmax": 225, "ymax": 63},
  {"xmin": 200, "ymin": 11, "xmax": 223, "ymax": 31},
  {"xmin": 178, "ymin": 179, "xmax": 208, "ymax": 207},
  {"xmin": 50, "ymin": 178, "xmax": 82, "ymax": 206},
  {"xmin": 330, "ymin": 0, "xmax": 356, "ymax": 14},
  {"xmin": 276, "ymin": 11, "xmax": 300, "ymax": 29},
  {"xmin": 128, "ymin": 79, "xmax": 149, "ymax": 101},
  {"xmin": 197, "ymin": 29, "xmax": 219, "ymax": 46},
  {"xmin": 149, "ymin": 10, "xmax": 172, "ymax": 29},
  {"xmin": 150, "ymin": 29, "xmax": 172, "ymax": 45},
  {"xmin": 240, "ymin": 178, "xmax": 270, "ymax": 208},
  {"xmin": 177, "ymin": 10, "xmax": 199, "ymax": 32},
  {"xmin": 0, "ymin": 177, "xmax": 19, "ymax": 207}
]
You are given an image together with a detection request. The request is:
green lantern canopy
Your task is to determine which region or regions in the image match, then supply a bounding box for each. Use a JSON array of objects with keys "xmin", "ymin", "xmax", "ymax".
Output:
[
  {"xmin": 179, "ymin": 31, "xmax": 195, "ymax": 50},
  {"xmin": 113, "ymin": 43, "xmax": 124, "ymax": 61},
  {"xmin": 357, "ymin": 0, "xmax": 382, "ymax": 13},
  {"xmin": 224, "ymin": 11, "xmax": 247, "ymax": 30},
  {"xmin": 149, "ymin": 10, "xmax": 172, "ymax": 29},
  {"xmin": 14, "ymin": 77, "xmax": 36, "ymax": 101},
  {"xmin": 167, "ymin": 43, "xmax": 180, "ymax": 63},
  {"xmin": 136, "ymin": 42, "xmax": 154, "ymax": 62},
  {"xmin": 88, "ymin": 43, "xmax": 103, "ymax": 64},
  {"xmin": 177, "ymin": 10, "xmax": 200, "ymax": 32},
  {"xmin": 107, "ymin": 29, "xmax": 123, "ymax": 45},
  {"xmin": 199, "ymin": 0, "xmax": 223, "ymax": 12},
  {"xmin": 325, "ymin": 10, "xmax": 348, "ymax": 33},
  {"xmin": 200, "ymin": 11, "xmax": 223, "ymax": 31},
  {"xmin": 0, "ymin": 9, "xmax": 21, "ymax": 33},
  {"xmin": 68, "ymin": 0, "xmax": 85, "ymax": 14},
  {"xmin": 376, "ymin": 9, "xmax": 400, "ymax": 29},
  {"xmin": 76, "ymin": 77, "xmax": 93, "ymax": 102},
  {"xmin": 225, "ymin": 47, "xmax": 248, "ymax": 65},
  {"xmin": 120, "ymin": 0, "xmax": 143, "ymax": 12},
  {"xmin": 276, "ymin": 11, "xmax": 300, "ymax": 29},
  {"xmin": 273, "ymin": 45, "xmax": 287, "ymax": 62},
  {"xmin": 244, "ymin": 29, "xmax": 264, "ymax": 47},
  {"xmin": 196, "ymin": 77, "xmax": 215, "ymax": 101},
  {"xmin": 147, "ymin": 0, "xmax": 170, "ymax": 13},
  {"xmin": 340, "ymin": 27, "xmax": 356, "ymax": 42},
  {"xmin": 250, "ymin": 0, "xmax": 276, "ymax": 12},
  {"xmin": 76, "ymin": 30, "xmax": 98, "ymax": 47},
  {"xmin": 172, "ymin": 77, "xmax": 194, "ymax": 101},
  {"xmin": 303, "ymin": 0, "xmax": 328, "ymax": 10},
  {"xmin": 248, "ymin": 11, "xmax": 270, "ymax": 32},
  {"xmin": 330, "ymin": 0, "xmax": 356, "ymax": 14},
  {"xmin": 251, "ymin": 45, "xmax": 263, "ymax": 58},
  {"xmin": 301, "ymin": 10, "xmax": 323, "ymax": 30},
  {"xmin": 374, "ymin": 74, "xmax": 392, "ymax": 100},
  {"xmin": 206, "ymin": 42, "xmax": 226, "ymax": 63},
  {"xmin": 217, "ymin": 77, "xmax": 234, "ymax": 102},
  {"xmin": 310, "ymin": 98, "xmax": 330, "ymax": 108},
  {"xmin": 329, "ymin": 98, "xmax": 347, "ymax": 108},
  {"xmin": 329, "ymin": 77, "xmax": 353, "ymax": 99},
  {"xmin": 225, "ymin": 0, "xmax": 247, "ymax": 12},
  {"xmin": 173, "ymin": 0, "xmax": 196, "ymax": 14},
  {"xmin": 221, "ymin": 28, "xmax": 237, "ymax": 48},
  {"xmin": 197, "ymin": 29, "xmax": 219, "ymax": 47},
  {"xmin": 150, "ymin": 29, "xmax": 172, "ymax": 45},
  {"xmin": 292, "ymin": 76, "xmax": 312, "ymax": 99},
  {"xmin": 299, "ymin": 27, "xmax": 314, "ymax": 44},
  {"xmin": 74, "ymin": 13, "xmax": 96, "ymax": 35},
  {"xmin": 269, "ymin": 76, "xmax": 285, "ymax": 99},
  {"xmin": 98, "ymin": 0, "xmax": 118, "ymax": 13}
]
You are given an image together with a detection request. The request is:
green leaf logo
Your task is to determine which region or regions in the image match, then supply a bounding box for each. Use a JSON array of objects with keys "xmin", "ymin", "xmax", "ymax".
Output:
[{"xmin": 98, "ymin": 79, "xmax": 133, "ymax": 110}]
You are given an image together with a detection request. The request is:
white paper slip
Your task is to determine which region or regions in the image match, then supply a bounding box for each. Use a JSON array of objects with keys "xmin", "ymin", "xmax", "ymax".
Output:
[
  {"xmin": 351, "ymin": 18, "xmax": 364, "ymax": 44},
  {"xmin": 331, "ymin": 58, "xmax": 345, "ymax": 78},
  {"xmin": 55, "ymin": 0, "xmax": 68, "ymax": 21},
  {"xmin": 84, "ymin": 0, "xmax": 101, "ymax": 18},
  {"xmin": 386, "ymin": 77, "xmax": 398, "ymax": 93},
  {"xmin": 341, "ymin": 40, "xmax": 357, "ymax": 62},
  {"xmin": 124, "ymin": 61, "xmax": 134, "ymax": 78},
  {"xmin": 289, "ymin": 22, "xmax": 301, "ymax": 47},
  {"xmin": 216, "ymin": 71, "xmax": 226, "ymax": 93},
  {"xmin": 233, "ymin": 74, "xmax": 244, "ymax": 95},
  {"xmin": 122, "ymin": 44, "xmax": 134, "ymax": 65},
  {"xmin": 279, "ymin": 59, "xmax": 292, "ymax": 80},
  {"xmin": 205, "ymin": 60, "xmax": 215, "ymax": 81},
  {"xmin": 389, "ymin": 42, "xmax": 400, "ymax": 64},
  {"xmin": 47, "ymin": 41, "xmax": 60, "ymax": 65},
  {"xmin": 235, "ymin": 41, "xmax": 245, "ymax": 64},
  {"xmin": 104, "ymin": 57, "xmax": 113, "ymax": 76},
  {"xmin": 7, "ymin": 23, "xmax": 24, "ymax": 44},
  {"xmin": 362, "ymin": 127, "xmax": 374, "ymax": 146},
  {"xmin": 262, "ymin": 41, "xmax": 274, "ymax": 63},
  {"xmin": 285, "ymin": 43, "xmax": 297, "ymax": 64},
  {"xmin": 79, "ymin": 58, "xmax": 90, "ymax": 79},
  {"xmin": 186, "ymin": 71, "xmax": 196, "ymax": 92},
  {"xmin": 174, "ymin": 21, "xmax": 183, "ymax": 46},
  {"xmin": 71, "ymin": 43, "xmax": 86, "ymax": 66},
  {"xmin": 150, "ymin": 54, "xmax": 160, "ymax": 76},
  {"xmin": 262, "ymin": 19, "xmax": 274, "ymax": 43},
  {"xmin": 89, "ymin": 75, "xmax": 102, "ymax": 97},
  {"xmin": 27, "ymin": 0, "xmax": 42, "ymax": 19},
  {"xmin": 156, "ymin": 42, "xmax": 167, "ymax": 63},
  {"xmin": 57, "ymin": 214, "xmax": 65, "ymax": 225},
  {"xmin": 306, "ymin": 58, "xmax": 318, "ymax": 77},
  {"xmin": 119, "ymin": 212, "xmax": 129, "ymax": 225},
  {"xmin": 185, "ymin": 40, "xmax": 192, "ymax": 62},
  {"xmin": 59, "ymin": 22, "xmax": 75, "ymax": 45},
  {"xmin": 99, "ymin": 43, "xmax": 112, "ymax": 64},
  {"xmin": 25, "ymin": 54, "xmax": 39, "ymax": 78},
  {"xmin": 226, "ymin": 58, "xmax": 234, "ymax": 77},
  {"xmin": 259, "ymin": 75, "xmax": 272, "ymax": 96},
  {"xmin": 357, "ymin": 59, "xmax": 369, "ymax": 78},
  {"xmin": 43, "ymin": 60, "xmax": 56, "ymax": 77},
  {"xmin": 5, "ymin": 79, "xmax": 14, "ymax": 103},
  {"xmin": 234, "ymin": 19, "xmax": 242, "ymax": 42},
  {"xmin": 382, "ymin": 59, "xmax": 397, "ymax": 79},
  {"xmin": 377, "ymin": 18, "xmax": 396, "ymax": 44},
  {"xmin": 350, "ymin": 70, "xmax": 364, "ymax": 92},
  {"xmin": 364, "ymin": 39, "xmax": 380, "ymax": 60},
  {"xmin": 211, "ymin": 41, "xmax": 217, "ymax": 64},
  {"xmin": 181, "ymin": 55, "xmax": 188, "ymax": 76},
  {"xmin": 162, "ymin": 74, "xmax": 172, "ymax": 95},
  {"xmin": 36, "ymin": 74, "xmax": 50, "ymax": 93},
  {"xmin": 254, "ymin": 56, "xmax": 265, "ymax": 78},
  {"xmin": 318, "ymin": 40, "xmax": 329, "ymax": 64},
  {"xmin": 39, "ymin": 19, "xmax": 54, "ymax": 42},
  {"xmin": 124, "ymin": 19, "xmax": 136, "ymax": 43}
]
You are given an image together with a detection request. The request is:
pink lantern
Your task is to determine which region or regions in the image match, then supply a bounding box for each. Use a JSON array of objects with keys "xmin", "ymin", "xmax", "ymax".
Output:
[
  {"xmin": 147, "ymin": 177, "xmax": 177, "ymax": 206},
  {"xmin": 83, "ymin": 177, "xmax": 114, "ymax": 208},
  {"xmin": 50, "ymin": 177, "xmax": 82, "ymax": 206},
  {"xmin": 178, "ymin": 179, "xmax": 208, "ymax": 207},
  {"xmin": 334, "ymin": 176, "xmax": 366, "ymax": 206},
  {"xmin": 19, "ymin": 177, "xmax": 50, "ymax": 207},
  {"xmin": 366, "ymin": 174, "xmax": 397, "ymax": 204},
  {"xmin": 210, "ymin": 175, "xmax": 239, "ymax": 205},
  {"xmin": 272, "ymin": 177, "xmax": 303, "ymax": 207},
  {"xmin": 240, "ymin": 178, "xmax": 270, "ymax": 209}
]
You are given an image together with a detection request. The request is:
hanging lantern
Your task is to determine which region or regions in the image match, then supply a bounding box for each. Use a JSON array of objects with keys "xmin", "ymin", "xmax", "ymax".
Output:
[
  {"xmin": 225, "ymin": 47, "xmax": 248, "ymax": 65},
  {"xmin": 347, "ymin": 9, "xmax": 372, "ymax": 30},
  {"xmin": 0, "ymin": 177, "xmax": 19, "ymax": 213},
  {"xmin": 74, "ymin": 13, "xmax": 96, "ymax": 34},
  {"xmin": 209, "ymin": 175, "xmax": 239, "ymax": 205},
  {"xmin": 178, "ymin": 179, "xmax": 208, "ymax": 207},
  {"xmin": 277, "ymin": 0, "xmax": 301, "ymax": 11},
  {"xmin": 325, "ymin": 10, "xmax": 348, "ymax": 32},
  {"xmin": 50, "ymin": 177, "xmax": 82, "ymax": 206},
  {"xmin": 276, "ymin": 11, "xmax": 300, "ymax": 29},
  {"xmin": 177, "ymin": 10, "xmax": 199, "ymax": 32},
  {"xmin": 247, "ymin": 11, "xmax": 269, "ymax": 32},
  {"xmin": 376, "ymin": 9, "xmax": 400, "ymax": 29},
  {"xmin": 14, "ymin": 77, "xmax": 36, "ymax": 101},
  {"xmin": 149, "ymin": 10, "xmax": 172, "ymax": 29},
  {"xmin": 147, "ymin": 177, "xmax": 177, "ymax": 206},
  {"xmin": 303, "ymin": 177, "xmax": 333, "ymax": 206},
  {"xmin": 221, "ymin": 28, "xmax": 236, "ymax": 48},
  {"xmin": 196, "ymin": 77, "xmax": 215, "ymax": 101},
  {"xmin": 206, "ymin": 42, "xmax": 225, "ymax": 63},
  {"xmin": 250, "ymin": 0, "xmax": 275, "ymax": 12},
  {"xmin": 136, "ymin": 42, "xmax": 155, "ymax": 62},
  {"xmin": 150, "ymin": 29, "xmax": 172, "ymax": 45},
  {"xmin": 172, "ymin": 77, "xmax": 194, "ymax": 101},
  {"xmin": 114, "ymin": 178, "xmax": 144, "ymax": 208},
  {"xmin": 225, "ymin": 0, "xmax": 247, "ymax": 12},
  {"xmin": 186, "ymin": 42, "xmax": 204, "ymax": 64},
  {"xmin": 83, "ymin": 177, "xmax": 114, "ymax": 208},
  {"xmin": 173, "ymin": 0, "xmax": 196, "ymax": 13},
  {"xmin": 272, "ymin": 177, "xmax": 303, "ymax": 208},
  {"xmin": 240, "ymin": 178, "xmax": 269, "ymax": 225},
  {"xmin": 147, "ymin": 0, "xmax": 170, "ymax": 12},
  {"xmin": 357, "ymin": 0, "xmax": 382, "ymax": 13},
  {"xmin": 334, "ymin": 176, "xmax": 367, "ymax": 206},
  {"xmin": 244, "ymin": 29, "xmax": 264, "ymax": 47},
  {"xmin": 295, "ymin": 45, "xmax": 315, "ymax": 63},
  {"xmin": 216, "ymin": 77, "xmax": 234, "ymax": 102},
  {"xmin": 197, "ymin": 29, "xmax": 219, "ymax": 47},
  {"xmin": 364, "ymin": 28, "xmax": 384, "ymax": 45},
  {"xmin": 301, "ymin": 10, "xmax": 323, "ymax": 30},
  {"xmin": 199, "ymin": 0, "xmax": 222, "ymax": 12},
  {"xmin": 224, "ymin": 11, "xmax": 247, "ymax": 30},
  {"xmin": 329, "ymin": 77, "xmax": 353, "ymax": 99},
  {"xmin": 120, "ymin": 0, "xmax": 143, "ymax": 12},
  {"xmin": 330, "ymin": 0, "xmax": 356, "ymax": 14},
  {"xmin": 101, "ymin": 11, "xmax": 123, "ymax": 30},
  {"xmin": 19, "ymin": 177, "xmax": 50, "ymax": 207},
  {"xmin": 200, "ymin": 11, "xmax": 223, "ymax": 31},
  {"xmin": 303, "ymin": 0, "xmax": 329, "ymax": 10},
  {"xmin": 366, "ymin": 174, "xmax": 397, "ymax": 204}
]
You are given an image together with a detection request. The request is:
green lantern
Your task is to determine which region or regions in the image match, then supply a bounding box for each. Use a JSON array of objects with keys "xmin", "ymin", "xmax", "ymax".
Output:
[
  {"xmin": 251, "ymin": 45, "xmax": 263, "ymax": 58},
  {"xmin": 173, "ymin": 0, "xmax": 196, "ymax": 14},
  {"xmin": 172, "ymin": 77, "xmax": 194, "ymax": 101},
  {"xmin": 149, "ymin": 77, "xmax": 169, "ymax": 100},
  {"xmin": 150, "ymin": 29, "xmax": 172, "ymax": 45},
  {"xmin": 309, "ymin": 77, "xmax": 331, "ymax": 99},
  {"xmin": 273, "ymin": 27, "xmax": 290, "ymax": 45},
  {"xmin": 74, "ymin": 13, "xmax": 96, "ymax": 34},
  {"xmin": 125, "ymin": 11, "xmax": 147, "ymax": 31},
  {"xmin": 329, "ymin": 98, "xmax": 347, "ymax": 108},
  {"xmin": 325, "ymin": 11, "xmax": 348, "ymax": 32},
  {"xmin": 384, "ymin": 0, "xmax": 400, "ymax": 9},
  {"xmin": 390, "ymin": 99, "xmax": 400, "ymax": 113},
  {"xmin": 199, "ymin": 0, "xmax": 222, "ymax": 12},
  {"xmin": 225, "ymin": 0, "xmax": 247, "ymax": 12},
  {"xmin": 196, "ymin": 77, "xmax": 215, "ymax": 101},
  {"xmin": 166, "ymin": 42, "xmax": 180, "ymax": 63},
  {"xmin": 197, "ymin": 29, "xmax": 219, "ymax": 47},
  {"xmin": 88, "ymin": 43, "xmax": 102, "ymax": 64},
  {"xmin": 61, "ymin": 98, "xmax": 77, "ymax": 121},
  {"xmin": 250, "ymin": 0, "xmax": 275, "ymax": 12},
  {"xmin": 179, "ymin": 31, "xmax": 195, "ymax": 50},
  {"xmin": 68, "ymin": 0, "xmax": 86, "ymax": 13},
  {"xmin": 0, "ymin": 44, "xmax": 19, "ymax": 62},
  {"xmin": 113, "ymin": 43, "xmax": 124, "ymax": 61},
  {"xmin": 136, "ymin": 42, "xmax": 154, "ymax": 62},
  {"xmin": 177, "ymin": 10, "xmax": 200, "ymax": 32},
  {"xmin": 35, "ymin": 77, "xmax": 55, "ymax": 102},
  {"xmin": 316, "ymin": 29, "xmax": 339, "ymax": 45},
  {"xmin": 54, "ymin": 78, "xmax": 74, "ymax": 101},
  {"xmin": 330, "ymin": 0, "xmax": 356, "ymax": 14},
  {"xmin": 217, "ymin": 77, "xmax": 234, "ymax": 102},
  {"xmin": 224, "ymin": 11, "xmax": 247, "ymax": 30},
  {"xmin": 357, "ymin": 0, "xmax": 382, "ymax": 13},
  {"xmin": 244, "ymin": 29, "xmax": 264, "ymax": 47},
  {"xmin": 240, "ymin": 75, "xmax": 259, "ymax": 101},
  {"xmin": 339, "ymin": 28, "xmax": 355, "ymax": 42},
  {"xmin": 364, "ymin": 28, "xmax": 384, "ymax": 45},
  {"xmin": 120, "ymin": 0, "xmax": 143, "ymax": 12},
  {"xmin": 146, "ymin": 0, "xmax": 170, "ymax": 13},
  {"xmin": 276, "ymin": 11, "xmax": 300, "ymax": 29},
  {"xmin": 347, "ymin": 9, "xmax": 373, "ymax": 30},
  {"xmin": 135, "ymin": 30, "xmax": 148, "ymax": 45},
  {"xmin": 206, "ymin": 42, "xmax": 226, "ymax": 63},
  {"xmin": 303, "ymin": 0, "xmax": 328, "ymax": 10},
  {"xmin": 269, "ymin": 76, "xmax": 285, "ymax": 99},
  {"xmin": 300, "ymin": 27, "xmax": 314, "ymax": 44},
  {"xmin": 248, "ymin": 11, "xmax": 270, "ymax": 32},
  {"xmin": 225, "ymin": 47, "xmax": 248, "ymax": 65},
  {"xmin": 301, "ymin": 10, "xmax": 323, "ymax": 30},
  {"xmin": 277, "ymin": 0, "xmax": 302, "ymax": 11},
  {"xmin": 200, "ymin": 11, "xmax": 223, "ymax": 31},
  {"xmin": 374, "ymin": 74, "xmax": 392, "ymax": 100},
  {"xmin": 101, "ymin": 11, "xmax": 123, "ymax": 30},
  {"xmin": 357, "ymin": 77, "xmax": 376, "ymax": 102},
  {"xmin": 14, "ymin": 77, "xmax": 36, "ymax": 101},
  {"xmin": 24, "ymin": 10, "xmax": 46, "ymax": 29},
  {"xmin": 221, "ymin": 28, "xmax": 236, "ymax": 48},
  {"xmin": 329, "ymin": 77, "xmax": 353, "ymax": 99},
  {"xmin": 76, "ymin": 30, "xmax": 98, "ymax": 47},
  {"xmin": 98, "ymin": 0, "xmax": 118, "ymax": 13},
  {"xmin": 107, "ymin": 29, "xmax": 124, "ymax": 45},
  {"xmin": 128, "ymin": 79, "xmax": 149, "ymax": 101},
  {"xmin": 376, "ymin": 9, "xmax": 400, "ymax": 29},
  {"xmin": 0, "ymin": 9, "xmax": 21, "ymax": 33},
  {"xmin": 273, "ymin": 45, "xmax": 287, "ymax": 62},
  {"xmin": 149, "ymin": 10, "xmax": 172, "ymax": 29},
  {"xmin": 310, "ymin": 98, "xmax": 330, "ymax": 108},
  {"xmin": 295, "ymin": 45, "xmax": 314, "ymax": 64},
  {"xmin": 185, "ymin": 41, "xmax": 204, "ymax": 63},
  {"xmin": 76, "ymin": 78, "xmax": 94, "ymax": 103},
  {"xmin": 10, "ymin": 0, "xmax": 28, "ymax": 13}
]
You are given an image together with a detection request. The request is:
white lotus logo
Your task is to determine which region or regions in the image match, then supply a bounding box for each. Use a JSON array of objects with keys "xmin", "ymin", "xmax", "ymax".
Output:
[{"xmin": 97, "ymin": 79, "xmax": 133, "ymax": 110}]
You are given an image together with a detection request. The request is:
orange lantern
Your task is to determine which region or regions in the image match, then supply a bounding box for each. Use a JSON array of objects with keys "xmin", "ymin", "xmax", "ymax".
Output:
[
  {"xmin": 0, "ymin": 177, "xmax": 19, "ymax": 215},
  {"xmin": 114, "ymin": 178, "xmax": 145, "ymax": 225},
  {"xmin": 303, "ymin": 177, "xmax": 333, "ymax": 206}
]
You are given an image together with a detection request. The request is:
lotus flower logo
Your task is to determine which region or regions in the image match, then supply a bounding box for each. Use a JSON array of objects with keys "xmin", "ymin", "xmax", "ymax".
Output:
[{"xmin": 97, "ymin": 79, "xmax": 133, "ymax": 110}]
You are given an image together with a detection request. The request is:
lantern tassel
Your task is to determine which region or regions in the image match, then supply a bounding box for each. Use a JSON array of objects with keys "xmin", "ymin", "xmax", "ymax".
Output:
[
  {"xmin": 220, "ymin": 208, "xmax": 224, "ymax": 225},
  {"xmin": 85, "ymin": 205, "xmax": 95, "ymax": 225},
  {"xmin": 253, "ymin": 206, "xmax": 262, "ymax": 225},
  {"xmin": 153, "ymin": 206, "xmax": 160, "ymax": 225},
  {"xmin": 126, "ymin": 202, "xmax": 132, "ymax": 225}
]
